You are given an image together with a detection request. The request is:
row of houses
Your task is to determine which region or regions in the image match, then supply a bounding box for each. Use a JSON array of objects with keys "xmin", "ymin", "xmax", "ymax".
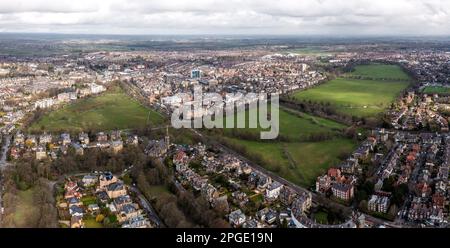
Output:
[
  {"xmin": 11, "ymin": 131, "xmax": 139, "ymax": 160},
  {"xmin": 61, "ymin": 172, "xmax": 152, "ymax": 228},
  {"xmin": 169, "ymin": 142, "xmax": 313, "ymax": 228},
  {"xmin": 34, "ymin": 83, "xmax": 106, "ymax": 109}
]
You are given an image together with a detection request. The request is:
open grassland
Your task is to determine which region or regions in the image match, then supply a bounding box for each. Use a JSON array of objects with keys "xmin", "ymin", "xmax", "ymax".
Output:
[
  {"xmin": 217, "ymin": 64, "xmax": 408, "ymax": 186},
  {"xmin": 222, "ymin": 106, "xmax": 346, "ymax": 141},
  {"xmin": 345, "ymin": 64, "xmax": 411, "ymax": 81},
  {"xmin": 223, "ymin": 137, "xmax": 356, "ymax": 187},
  {"xmin": 293, "ymin": 78, "xmax": 410, "ymax": 117},
  {"xmin": 29, "ymin": 86, "xmax": 165, "ymax": 133},
  {"xmin": 293, "ymin": 64, "xmax": 411, "ymax": 118},
  {"xmin": 217, "ymin": 106, "xmax": 356, "ymax": 187},
  {"xmin": 13, "ymin": 189, "xmax": 39, "ymax": 227},
  {"xmin": 422, "ymin": 86, "xmax": 450, "ymax": 94}
]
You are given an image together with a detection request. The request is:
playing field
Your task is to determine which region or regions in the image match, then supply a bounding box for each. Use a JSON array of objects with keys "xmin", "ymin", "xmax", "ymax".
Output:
[
  {"xmin": 218, "ymin": 106, "xmax": 356, "ymax": 187},
  {"xmin": 28, "ymin": 86, "xmax": 165, "ymax": 133},
  {"xmin": 224, "ymin": 137, "xmax": 357, "ymax": 187},
  {"xmin": 345, "ymin": 64, "xmax": 411, "ymax": 81},
  {"xmin": 222, "ymin": 106, "xmax": 346, "ymax": 141},
  {"xmin": 422, "ymin": 86, "xmax": 450, "ymax": 94},
  {"xmin": 293, "ymin": 64, "xmax": 411, "ymax": 117}
]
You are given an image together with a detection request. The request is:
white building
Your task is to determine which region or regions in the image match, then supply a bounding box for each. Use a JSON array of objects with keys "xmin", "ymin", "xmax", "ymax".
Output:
[
  {"xmin": 368, "ymin": 194, "xmax": 390, "ymax": 213},
  {"xmin": 34, "ymin": 98, "xmax": 55, "ymax": 109},
  {"xmin": 265, "ymin": 181, "xmax": 283, "ymax": 200},
  {"xmin": 90, "ymin": 83, "xmax": 106, "ymax": 94}
]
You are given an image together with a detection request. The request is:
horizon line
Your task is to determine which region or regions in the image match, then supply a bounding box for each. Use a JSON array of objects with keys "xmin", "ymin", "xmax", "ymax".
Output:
[{"xmin": 1, "ymin": 31, "xmax": 450, "ymax": 39}]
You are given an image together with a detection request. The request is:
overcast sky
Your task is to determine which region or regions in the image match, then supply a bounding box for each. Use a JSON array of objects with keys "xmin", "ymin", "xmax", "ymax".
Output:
[{"xmin": 0, "ymin": 0, "xmax": 449, "ymax": 36}]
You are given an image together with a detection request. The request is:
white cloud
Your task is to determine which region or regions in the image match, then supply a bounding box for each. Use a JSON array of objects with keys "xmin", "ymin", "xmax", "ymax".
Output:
[{"xmin": 0, "ymin": 0, "xmax": 449, "ymax": 35}]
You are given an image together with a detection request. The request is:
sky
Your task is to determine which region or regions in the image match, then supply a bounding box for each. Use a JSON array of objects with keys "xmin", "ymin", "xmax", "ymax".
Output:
[{"xmin": 0, "ymin": 0, "xmax": 449, "ymax": 36}]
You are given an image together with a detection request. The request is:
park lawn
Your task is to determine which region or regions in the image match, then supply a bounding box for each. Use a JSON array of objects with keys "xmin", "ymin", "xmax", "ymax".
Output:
[
  {"xmin": 284, "ymin": 139, "xmax": 357, "ymax": 186},
  {"xmin": 223, "ymin": 137, "xmax": 357, "ymax": 187},
  {"xmin": 345, "ymin": 64, "xmax": 411, "ymax": 81},
  {"xmin": 13, "ymin": 189, "xmax": 39, "ymax": 227},
  {"xmin": 222, "ymin": 106, "xmax": 346, "ymax": 141},
  {"xmin": 84, "ymin": 218, "xmax": 103, "ymax": 228},
  {"xmin": 28, "ymin": 86, "xmax": 165, "ymax": 133},
  {"xmin": 422, "ymin": 86, "xmax": 450, "ymax": 94},
  {"xmin": 293, "ymin": 78, "xmax": 410, "ymax": 117}
]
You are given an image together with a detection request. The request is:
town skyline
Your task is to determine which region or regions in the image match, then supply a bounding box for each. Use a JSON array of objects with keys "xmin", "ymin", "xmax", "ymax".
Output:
[{"xmin": 1, "ymin": 0, "xmax": 450, "ymax": 36}]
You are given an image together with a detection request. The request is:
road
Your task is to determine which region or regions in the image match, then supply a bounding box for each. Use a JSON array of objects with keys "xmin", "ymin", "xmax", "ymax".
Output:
[{"xmin": 129, "ymin": 186, "xmax": 164, "ymax": 228}]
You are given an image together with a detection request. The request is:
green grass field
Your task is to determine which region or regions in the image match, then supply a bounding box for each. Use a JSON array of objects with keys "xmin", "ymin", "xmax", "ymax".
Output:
[
  {"xmin": 224, "ymin": 137, "xmax": 356, "ymax": 187},
  {"xmin": 28, "ymin": 86, "xmax": 165, "ymax": 133},
  {"xmin": 345, "ymin": 64, "xmax": 411, "ymax": 81},
  {"xmin": 222, "ymin": 107, "xmax": 346, "ymax": 141},
  {"xmin": 13, "ymin": 189, "xmax": 39, "ymax": 227},
  {"xmin": 81, "ymin": 195, "xmax": 97, "ymax": 206},
  {"xmin": 422, "ymin": 86, "xmax": 450, "ymax": 94},
  {"xmin": 293, "ymin": 64, "xmax": 411, "ymax": 117},
  {"xmin": 218, "ymin": 104, "xmax": 356, "ymax": 187}
]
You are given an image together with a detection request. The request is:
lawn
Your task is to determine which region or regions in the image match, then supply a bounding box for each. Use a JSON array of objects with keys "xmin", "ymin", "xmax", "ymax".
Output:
[
  {"xmin": 292, "ymin": 64, "xmax": 411, "ymax": 118},
  {"xmin": 345, "ymin": 64, "xmax": 411, "ymax": 81},
  {"xmin": 217, "ymin": 104, "xmax": 356, "ymax": 187},
  {"xmin": 293, "ymin": 78, "xmax": 410, "ymax": 117},
  {"xmin": 422, "ymin": 86, "xmax": 450, "ymax": 94},
  {"xmin": 223, "ymin": 137, "xmax": 357, "ymax": 187},
  {"xmin": 222, "ymin": 106, "xmax": 346, "ymax": 141},
  {"xmin": 81, "ymin": 195, "xmax": 97, "ymax": 206},
  {"xmin": 28, "ymin": 86, "xmax": 165, "ymax": 133},
  {"xmin": 13, "ymin": 189, "xmax": 39, "ymax": 227}
]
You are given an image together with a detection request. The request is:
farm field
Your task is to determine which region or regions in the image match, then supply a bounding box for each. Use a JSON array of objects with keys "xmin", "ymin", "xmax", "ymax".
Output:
[
  {"xmin": 293, "ymin": 64, "xmax": 411, "ymax": 117},
  {"xmin": 28, "ymin": 86, "xmax": 165, "ymax": 133}
]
